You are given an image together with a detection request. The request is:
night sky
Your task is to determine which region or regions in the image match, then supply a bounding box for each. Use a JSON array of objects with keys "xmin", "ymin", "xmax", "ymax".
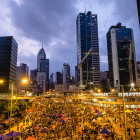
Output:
[{"xmin": 0, "ymin": 0, "xmax": 139, "ymax": 77}]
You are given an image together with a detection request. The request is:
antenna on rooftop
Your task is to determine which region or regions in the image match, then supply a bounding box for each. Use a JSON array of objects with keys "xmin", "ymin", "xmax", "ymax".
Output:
[{"xmin": 84, "ymin": 0, "xmax": 86, "ymax": 13}]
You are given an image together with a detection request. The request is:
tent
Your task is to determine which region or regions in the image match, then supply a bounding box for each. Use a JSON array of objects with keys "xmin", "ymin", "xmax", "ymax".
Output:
[
  {"xmin": 26, "ymin": 137, "xmax": 37, "ymax": 140},
  {"xmin": 100, "ymin": 128, "xmax": 110, "ymax": 134},
  {"xmin": 5, "ymin": 130, "xmax": 21, "ymax": 138},
  {"xmin": 0, "ymin": 134, "xmax": 9, "ymax": 140}
]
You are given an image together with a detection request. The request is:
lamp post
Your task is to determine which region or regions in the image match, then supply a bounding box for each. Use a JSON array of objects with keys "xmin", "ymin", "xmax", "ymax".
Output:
[
  {"xmin": 22, "ymin": 78, "xmax": 29, "ymax": 96},
  {"xmin": 9, "ymin": 81, "xmax": 14, "ymax": 140},
  {"xmin": 121, "ymin": 85, "xmax": 127, "ymax": 140},
  {"xmin": 21, "ymin": 78, "xmax": 28, "ymax": 128}
]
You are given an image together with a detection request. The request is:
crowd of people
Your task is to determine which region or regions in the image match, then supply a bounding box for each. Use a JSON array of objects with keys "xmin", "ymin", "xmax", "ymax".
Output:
[
  {"xmin": 19, "ymin": 97, "xmax": 128, "ymax": 140},
  {"xmin": 1, "ymin": 94, "xmax": 140, "ymax": 140}
]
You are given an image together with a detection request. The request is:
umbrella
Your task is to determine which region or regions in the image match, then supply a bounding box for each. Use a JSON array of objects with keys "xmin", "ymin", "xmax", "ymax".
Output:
[
  {"xmin": 35, "ymin": 126, "xmax": 40, "ymax": 130},
  {"xmin": 97, "ymin": 117, "xmax": 103, "ymax": 121},
  {"xmin": 100, "ymin": 128, "xmax": 110, "ymax": 134},
  {"xmin": 7, "ymin": 118, "xmax": 15, "ymax": 121},
  {"xmin": 92, "ymin": 119, "xmax": 96, "ymax": 122},
  {"xmin": 26, "ymin": 137, "xmax": 37, "ymax": 140},
  {"xmin": 57, "ymin": 117, "xmax": 66, "ymax": 122},
  {"xmin": 58, "ymin": 118, "xmax": 65, "ymax": 122},
  {"xmin": 27, "ymin": 109, "xmax": 34, "ymax": 112},
  {"xmin": 52, "ymin": 115, "xmax": 57, "ymax": 118},
  {"xmin": 95, "ymin": 117, "xmax": 98, "ymax": 120},
  {"xmin": 95, "ymin": 112, "xmax": 103, "ymax": 116},
  {"xmin": 5, "ymin": 130, "xmax": 21, "ymax": 137},
  {"xmin": 0, "ymin": 134, "xmax": 9, "ymax": 140},
  {"xmin": 58, "ymin": 114, "xmax": 64, "ymax": 118},
  {"xmin": 40, "ymin": 128, "xmax": 49, "ymax": 133},
  {"xmin": 3, "ymin": 120, "xmax": 9, "ymax": 124},
  {"xmin": 95, "ymin": 110, "xmax": 100, "ymax": 113},
  {"xmin": 125, "ymin": 109, "xmax": 133, "ymax": 113}
]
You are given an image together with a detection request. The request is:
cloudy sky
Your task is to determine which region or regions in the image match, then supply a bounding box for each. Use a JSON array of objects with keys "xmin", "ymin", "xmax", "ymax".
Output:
[{"xmin": 0, "ymin": 0, "xmax": 140, "ymax": 77}]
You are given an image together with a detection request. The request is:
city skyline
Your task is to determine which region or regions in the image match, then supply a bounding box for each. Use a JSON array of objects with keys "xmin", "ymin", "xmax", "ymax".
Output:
[{"xmin": 0, "ymin": 0, "xmax": 140, "ymax": 77}]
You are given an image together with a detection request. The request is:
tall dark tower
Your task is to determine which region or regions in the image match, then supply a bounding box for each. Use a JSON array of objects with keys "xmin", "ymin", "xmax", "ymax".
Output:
[
  {"xmin": 76, "ymin": 11, "xmax": 100, "ymax": 89},
  {"xmin": 137, "ymin": 0, "xmax": 140, "ymax": 26},
  {"xmin": 0, "ymin": 36, "xmax": 18, "ymax": 93},
  {"xmin": 107, "ymin": 23, "xmax": 138, "ymax": 91}
]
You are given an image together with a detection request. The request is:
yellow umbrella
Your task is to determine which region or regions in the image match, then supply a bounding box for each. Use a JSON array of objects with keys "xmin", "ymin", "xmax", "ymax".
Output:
[{"xmin": 125, "ymin": 109, "xmax": 133, "ymax": 113}]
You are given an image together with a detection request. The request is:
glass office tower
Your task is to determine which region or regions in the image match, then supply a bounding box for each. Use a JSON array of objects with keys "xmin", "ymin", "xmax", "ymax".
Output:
[
  {"xmin": 40, "ymin": 59, "xmax": 49, "ymax": 90},
  {"xmin": 107, "ymin": 23, "xmax": 138, "ymax": 91},
  {"xmin": 0, "ymin": 36, "xmax": 18, "ymax": 93},
  {"xmin": 137, "ymin": 0, "xmax": 140, "ymax": 26},
  {"xmin": 76, "ymin": 11, "xmax": 100, "ymax": 88}
]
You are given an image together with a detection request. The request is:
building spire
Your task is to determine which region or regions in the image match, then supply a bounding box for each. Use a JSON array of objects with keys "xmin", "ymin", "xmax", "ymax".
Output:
[{"xmin": 42, "ymin": 40, "xmax": 43, "ymax": 48}]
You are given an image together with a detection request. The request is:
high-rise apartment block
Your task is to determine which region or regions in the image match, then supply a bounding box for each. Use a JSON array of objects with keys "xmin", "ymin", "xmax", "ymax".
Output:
[
  {"xmin": 107, "ymin": 23, "xmax": 138, "ymax": 91},
  {"xmin": 62, "ymin": 63, "xmax": 70, "ymax": 84},
  {"xmin": 76, "ymin": 11, "xmax": 100, "ymax": 88},
  {"xmin": 0, "ymin": 36, "xmax": 18, "ymax": 93}
]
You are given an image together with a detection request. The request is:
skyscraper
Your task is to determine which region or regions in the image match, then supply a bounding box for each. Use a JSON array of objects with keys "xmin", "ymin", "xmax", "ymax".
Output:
[
  {"xmin": 107, "ymin": 23, "xmax": 138, "ymax": 91},
  {"xmin": 40, "ymin": 59, "xmax": 49, "ymax": 90},
  {"xmin": 0, "ymin": 36, "xmax": 18, "ymax": 93},
  {"xmin": 62, "ymin": 63, "xmax": 70, "ymax": 84},
  {"xmin": 30, "ymin": 69, "xmax": 38, "ymax": 86},
  {"xmin": 50, "ymin": 73, "xmax": 54, "ymax": 89},
  {"xmin": 76, "ymin": 11, "xmax": 100, "ymax": 88},
  {"xmin": 55, "ymin": 72, "xmax": 62, "ymax": 84},
  {"xmin": 16, "ymin": 63, "xmax": 29, "ymax": 89},
  {"xmin": 36, "ymin": 46, "xmax": 49, "ymax": 91},
  {"xmin": 137, "ymin": 0, "xmax": 140, "ymax": 26},
  {"xmin": 37, "ymin": 47, "xmax": 46, "ymax": 71}
]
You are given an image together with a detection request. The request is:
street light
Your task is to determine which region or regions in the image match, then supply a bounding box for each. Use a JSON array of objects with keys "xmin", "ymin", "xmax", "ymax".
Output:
[
  {"xmin": 130, "ymin": 82, "xmax": 135, "ymax": 91},
  {"xmin": 97, "ymin": 89, "xmax": 101, "ymax": 93},
  {"xmin": 111, "ymin": 89, "xmax": 115, "ymax": 92},
  {"xmin": 21, "ymin": 78, "xmax": 29, "ymax": 96},
  {"xmin": 0, "ymin": 80, "xmax": 4, "ymax": 84},
  {"xmin": 9, "ymin": 81, "xmax": 14, "ymax": 139},
  {"xmin": 22, "ymin": 78, "xmax": 28, "ymax": 84}
]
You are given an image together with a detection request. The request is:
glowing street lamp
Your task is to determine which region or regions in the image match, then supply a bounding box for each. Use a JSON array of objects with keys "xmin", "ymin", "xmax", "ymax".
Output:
[
  {"xmin": 22, "ymin": 78, "xmax": 28, "ymax": 84},
  {"xmin": 0, "ymin": 80, "xmax": 4, "ymax": 84},
  {"xmin": 130, "ymin": 82, "xmax": 135, "ymax": 91},
  {"xmin": 97, "ymin": 89, "xmax": 101, "ymax": 93},
  {"xmin": 111, "ymin": 89, "xmax": 115, "ymax": 92}
]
